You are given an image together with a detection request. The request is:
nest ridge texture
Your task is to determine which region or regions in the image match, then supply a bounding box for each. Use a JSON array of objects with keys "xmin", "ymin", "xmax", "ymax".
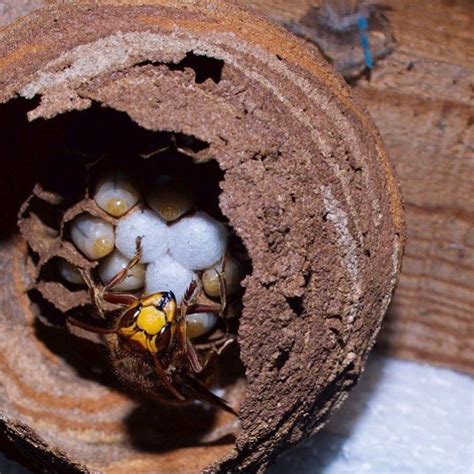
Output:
[{"xmin": 0, "ymin": 1, "xmax": 404, "ymax": 473}]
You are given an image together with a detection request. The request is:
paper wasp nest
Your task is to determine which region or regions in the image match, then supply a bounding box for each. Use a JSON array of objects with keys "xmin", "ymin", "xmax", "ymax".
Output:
[{"xmin": 0, "ymin": 1, "xmax": 404, "ymax": 473}]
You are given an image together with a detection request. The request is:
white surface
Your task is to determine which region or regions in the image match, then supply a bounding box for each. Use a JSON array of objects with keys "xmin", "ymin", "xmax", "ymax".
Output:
[
  {"xmin": 70, "ymin": 214, "xmax": 115, "ymax": 260},
  {"xmin": 94, "ymin": 172, "xmax": 140, "ymax": 217},
  {"xmin": 269, "ymin": 355, "xmax": 474, "ymax": 474},
  {"xmin": 116, "ymin": 209, "xmax": 168, "ymax": 263},
  {"xmin": 145, "ymin": 254, "xmax": 197, "ymax": 303},
  {"xmin": 168, "ymin": 211, "xmax": 228, "ymax": 270}
]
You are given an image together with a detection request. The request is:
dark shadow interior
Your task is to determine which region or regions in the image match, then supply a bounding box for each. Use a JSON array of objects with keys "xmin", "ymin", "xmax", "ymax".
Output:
[{"xmin": 0, "ymin": 97, "xmax": 247, "ymax": 451}]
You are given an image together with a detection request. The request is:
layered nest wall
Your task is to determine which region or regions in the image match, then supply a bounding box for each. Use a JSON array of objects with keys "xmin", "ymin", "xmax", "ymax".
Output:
[{"xmin": 0, "ymin": 2, "xmax": 404, "ymax": 473}]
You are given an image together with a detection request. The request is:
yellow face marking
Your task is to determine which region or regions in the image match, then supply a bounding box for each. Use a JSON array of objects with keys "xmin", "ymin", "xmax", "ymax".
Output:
[
  {"xmin": 136, "ymin": 306, "xmax": 166, "ymax": 336},
  {"xmin": 141, "ymin": 293, "xmax": 177, "ymax": 322},
  {"xmin": 162, "ymin": 298, "xmax": 177, "ymax": 322},
  {"xmin": 120, "ymin": 324, "xmax": 136, "ymax": 336},
  {"xmin": 130, "ymin": 331, "xmax": 148, "ymax": 351},
  {"xmin": 146, "ymin": 336, "xmax": 158, "ymax": 353},
  {"xmin": 142, "ymin": 293, "xmax": 166, "ymax": 307}
]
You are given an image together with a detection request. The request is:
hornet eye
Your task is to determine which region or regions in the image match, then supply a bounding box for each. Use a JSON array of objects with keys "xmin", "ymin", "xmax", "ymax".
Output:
[{"xmin": 155, "ymin": 324, "xmax": 173, "ymax": 353}]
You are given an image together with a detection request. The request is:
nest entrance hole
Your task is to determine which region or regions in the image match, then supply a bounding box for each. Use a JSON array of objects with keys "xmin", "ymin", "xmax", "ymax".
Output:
[{"xmin": 0, "ymin": 97, "xmax": 248, "ymax": 462}]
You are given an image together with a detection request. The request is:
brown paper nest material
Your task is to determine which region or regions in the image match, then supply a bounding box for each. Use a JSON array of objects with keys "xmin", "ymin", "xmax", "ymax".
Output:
[{"xmin": 0, "ymin": 1, "xmax": 404, "ymax": 473}]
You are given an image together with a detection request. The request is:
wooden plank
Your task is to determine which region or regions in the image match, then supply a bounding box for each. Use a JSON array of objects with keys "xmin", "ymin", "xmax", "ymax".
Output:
[{"xmin": 242, "ymin": 0, "xmax": 474, "ymax": 374}]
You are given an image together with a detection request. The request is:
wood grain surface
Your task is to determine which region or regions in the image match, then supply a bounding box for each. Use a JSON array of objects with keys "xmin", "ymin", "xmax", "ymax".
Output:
[{"xmin": 240, "ymin": 0, "xmax": 474, "ymax": 374}]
